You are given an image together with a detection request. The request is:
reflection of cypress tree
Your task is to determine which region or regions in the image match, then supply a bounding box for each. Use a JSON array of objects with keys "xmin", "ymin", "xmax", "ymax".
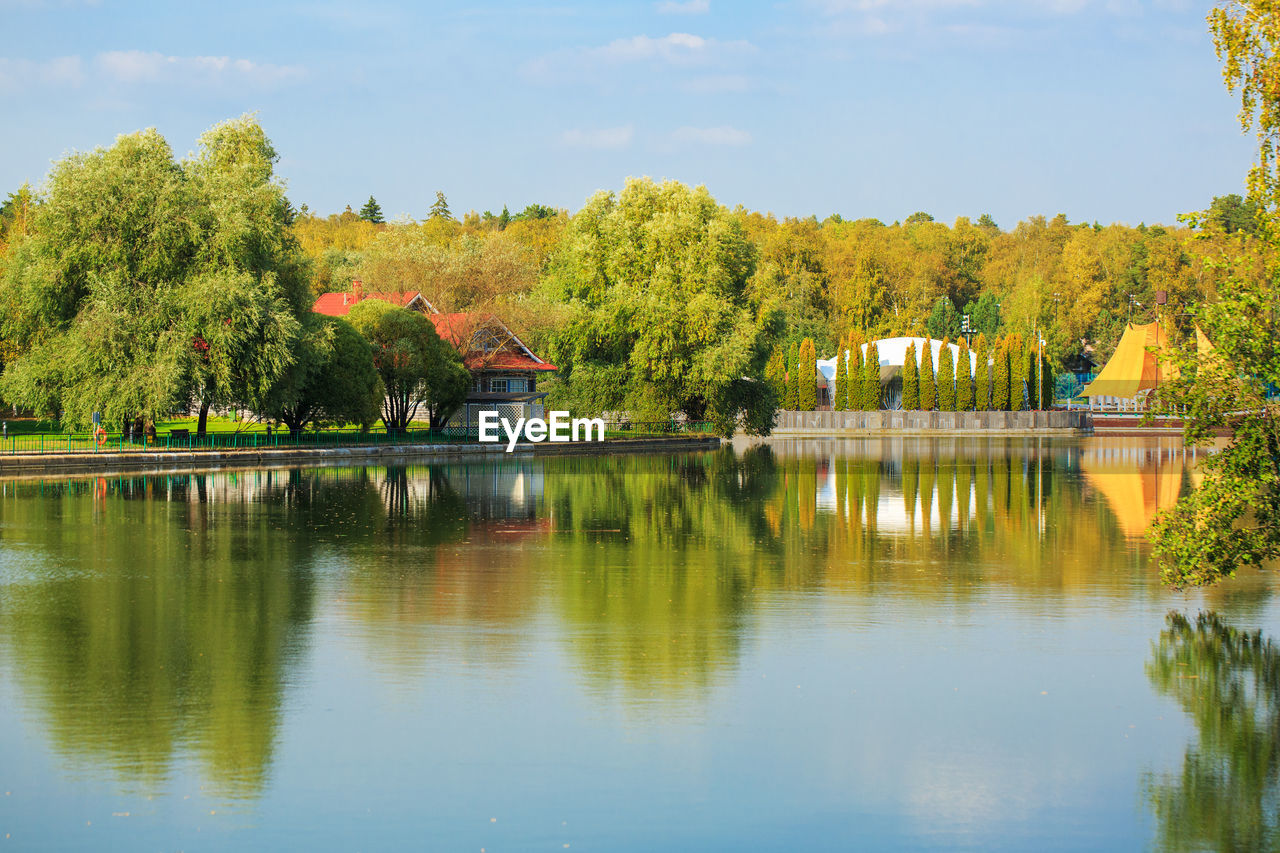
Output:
[
  {"xmin": 919, "ymin": 457, "xmax": 936, "ymax": 535},
  {"xmin": 956, "ymin": 461, "xmax": 972, "ymax": 530},
  {"xmin": 974, "ymin": 458, "xmax": 991, "ymax": 533},
  {"xmin": 902, "ymin": 457, "xmax": 919, "ymax": 528},
  {"xmin": 937, "ymin": 460, "xmax": 955, "ymax": 536},
  {"xmin": 1145, "ymin": 612, "xmax": 1280, "ymax": 852}
]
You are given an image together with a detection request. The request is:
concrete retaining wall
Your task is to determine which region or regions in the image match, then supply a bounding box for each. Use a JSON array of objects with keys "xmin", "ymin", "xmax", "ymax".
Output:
[
  {"xmin": 0, "ymin": 435, "xmax": 722, "ymax": 478},
  {"xmin": 772, "ymin": 409, "xmax": 1090, "ymax": 436}
]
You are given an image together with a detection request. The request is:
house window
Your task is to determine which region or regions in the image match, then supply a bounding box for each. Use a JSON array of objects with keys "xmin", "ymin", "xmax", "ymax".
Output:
[
  {"xmin": 490, "ymin": 378, "xmax": 509, "ymax": 393},
  {"xmin": 472, "ymin": 378, "xmax": 484, "ymax": 393}
]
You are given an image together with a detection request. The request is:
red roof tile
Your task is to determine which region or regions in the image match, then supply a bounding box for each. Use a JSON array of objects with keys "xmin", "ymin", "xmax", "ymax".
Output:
[{"xmin": 312, "ymin": 290, "xmax": 428, "ymax": 317}]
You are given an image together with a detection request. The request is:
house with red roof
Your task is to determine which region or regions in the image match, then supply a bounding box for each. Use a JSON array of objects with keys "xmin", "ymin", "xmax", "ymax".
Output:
[{"xmin": 312, "ymin": 281, "xmax": 556, "ymax": 428}]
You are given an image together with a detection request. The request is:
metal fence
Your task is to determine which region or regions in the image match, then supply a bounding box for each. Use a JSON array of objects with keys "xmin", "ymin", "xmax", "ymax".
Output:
[{"xmin": 0, "ymin": 420, "xmax": 715, "ymax": 455}]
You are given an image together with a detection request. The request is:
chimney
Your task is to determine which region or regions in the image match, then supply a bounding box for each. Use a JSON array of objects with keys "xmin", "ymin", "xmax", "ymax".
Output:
[{"xmin": 352, "ymin": 280, "xmax": 364, "ymax": 303}]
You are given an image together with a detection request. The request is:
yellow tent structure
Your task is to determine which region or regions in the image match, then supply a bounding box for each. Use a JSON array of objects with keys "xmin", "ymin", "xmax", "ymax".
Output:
[{"xmin": 1083, "ymin": 321, "xmax": 1180, "ymax": 400}]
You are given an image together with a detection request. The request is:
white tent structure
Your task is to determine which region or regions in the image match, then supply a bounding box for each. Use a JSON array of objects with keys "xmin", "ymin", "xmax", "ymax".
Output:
[{"xmin": 817, "ymin": 337, "xmax": 977, "ymax": 408}]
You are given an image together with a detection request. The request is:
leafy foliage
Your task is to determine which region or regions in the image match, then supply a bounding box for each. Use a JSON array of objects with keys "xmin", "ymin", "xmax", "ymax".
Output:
[
  {"xmin": 902, "ymin": 342, "xmax": 919, "ymax": 410},
  {"xmin": 937, "ymin": 338, "xmax": 955, "ymax": 411},
  {"xmin": 920, "ymin": 339, "xmax": 937, "ymax": 411},
  {"xmin": 974, "ymin": 333, "xmax": 990, "ymax": 410},
  {"xmin": 956, "ymin": 337, "xmax": 973, "ymax": 411}
]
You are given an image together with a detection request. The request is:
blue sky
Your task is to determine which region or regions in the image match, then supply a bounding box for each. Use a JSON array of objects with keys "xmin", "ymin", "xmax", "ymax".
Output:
[{"xmin": 0, "ymin": 0, "xmax": 1256, "ymax": 227}]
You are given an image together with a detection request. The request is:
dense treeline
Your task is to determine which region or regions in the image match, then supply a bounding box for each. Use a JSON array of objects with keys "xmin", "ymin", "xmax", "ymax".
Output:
[{"xmin": 0, "ymin": 115, "xmax": 1264, "ymax": 431}]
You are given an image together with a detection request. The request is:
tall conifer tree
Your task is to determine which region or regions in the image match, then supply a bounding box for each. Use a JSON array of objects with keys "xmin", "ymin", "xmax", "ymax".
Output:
[
  {"xmin": 902, "ymin": 342, "xmax": 919, "ymax": 410},
  {"xmin": 865, "ymin": 341, "xmax": 881, "ymax": 409},
  {"xmin": 834, "ymin": 335, "xmax": 847, "ymax": 410},
  {"xmin": 920, "ymin": 339, "xmax": 937, "ymax": 411},
  {"xmin": 938, "ymin": 338, "xmax": 955, "ymax": 411},
  {"xmin": 956, "ymin": 337, "xmax": 973, "ymax": 411},
  {"xmin": 993, "ymin": 337, "xmax": 1011, "ymax": 411},
  {"xmin": 974, "ymin": 333, "xmax": 990, "ymax": 410}
]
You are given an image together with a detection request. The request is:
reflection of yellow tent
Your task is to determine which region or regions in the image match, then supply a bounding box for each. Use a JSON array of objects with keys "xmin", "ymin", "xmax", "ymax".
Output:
[{"xmin": 1082, "ymin": 459, "xmax": 1184, "ymax": 537}]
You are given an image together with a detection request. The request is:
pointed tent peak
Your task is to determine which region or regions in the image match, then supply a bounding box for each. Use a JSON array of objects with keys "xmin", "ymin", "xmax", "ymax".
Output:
[{"xmin": 1083, "ymin": 320, "xmax": 1183, "ymax": 399}]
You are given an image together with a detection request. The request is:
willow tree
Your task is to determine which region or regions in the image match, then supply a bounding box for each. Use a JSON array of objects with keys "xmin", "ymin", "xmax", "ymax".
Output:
[
  {"xmin": 902, "ymin": 342, "xmax": 919, "ymax": 410},
  {"xmin": 0, "ymin": 116, "xmax": 308, "ymax": 432},
  {"xmin": 262, "ymin": 314, "xmax": 383, "ymax": 433},
  {"xmin": 542, "ymin": 178, "xmax": 776, "ymax": 437},
  {"xmin": 1149, "ymin": 0, "xmax": 1280, "ymax": 586},
  {"xmin": 956, "ymin": 337, "xmax": 974, "ymax": 411}
]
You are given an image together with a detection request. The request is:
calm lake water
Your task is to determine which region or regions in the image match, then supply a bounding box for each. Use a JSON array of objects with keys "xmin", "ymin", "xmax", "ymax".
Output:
[{"xmin": 0, "ymin": 437, "xmax": 1275, "ymax": 851}]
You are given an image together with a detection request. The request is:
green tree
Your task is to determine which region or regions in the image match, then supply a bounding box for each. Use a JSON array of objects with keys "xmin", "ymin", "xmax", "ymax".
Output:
[
  {"xmin": 847, "ymin": 332, "xmax": 863, "ymax": 410},
  {"xmin": 798, "ymin": 338, "xmax": 817, "ymax": 411},
  {"xmin": 1208, "ymin": 193, "xmax": 1260, "ymax": 235},
  {"xmin": 263, "ymin": 314, "xmax": 383, "ymax": 432},
  {"xmin": 359, "ymin": 195, "xmax": 385, "ymax": 225},
  {"xmin": 429, "ymin": 191, "xmax": 453, "ymax": 221},
  {"xmin": 964, "ymin": 291, "xmax": 1002, "ymax": 338},
  {"xmin": 764, "ymin": 347, "xmax": 787, "ymax": 403},
  {"xmin": 542, "ymin": 179, "xmax": 775, "ymax": 436},
  {"xmin": 0, "ymin": 117, "xmax": 307, "ymax": 431},
  {"xmin": 1007, "ymin": 332, "xmax": 1026, "ymax": 410},
  {"xmin": 902, "ymin": 342, "xmax": 919, "ymax": 410},
  {"xmin": 956, "ymin": 336, "xmax": 974, "ymax": 411},
  {"xmin": 1147, "ymin": 2, "xmax": 1280, "ymax": 586},
  {"xmin": 974, "ymin": 333, "xmax": 990, "ymax": 410},
  {"xmin": 834, "ymin": 335, "xmax": 848, "ymax": 410},
  {"xmin": 920, "ymin": 339, "xmax": 937, "ymax": 411},
  {"xmin": 346, "ymin": 299, "xmax": 468, "ymax": 432},
  {"xmin": 925, "ymin": 297, "xmax": 962, "ymax": 340},
  {"xmin": 864, "ymin": 341, "xmax": 881, "ymax": 409},
  {"xmin": 937, "ymin": 338, "xmax": 956, "ymax": 411},
  {"xmin": 992, "ymin": 336, "xmax": 1011, "ymax": 411},
  {"xmin": 785, "ymin": 342, "xmax": 800, "ymax": 410}
]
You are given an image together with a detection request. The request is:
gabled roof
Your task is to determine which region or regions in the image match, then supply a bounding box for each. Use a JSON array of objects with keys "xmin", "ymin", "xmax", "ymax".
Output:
[
  {"xmin": 312, "ymin": 290, "xmax": 436, "ymax": 317},
  {"xmin": 429, "ymin": 313, "xmax": 557, "ymax": 372}
]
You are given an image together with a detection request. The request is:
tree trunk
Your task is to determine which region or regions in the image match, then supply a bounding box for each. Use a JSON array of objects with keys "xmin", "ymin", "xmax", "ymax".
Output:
[{"xmin": 197, "ymin": 400, "xmax": 210, "ymax": 437}]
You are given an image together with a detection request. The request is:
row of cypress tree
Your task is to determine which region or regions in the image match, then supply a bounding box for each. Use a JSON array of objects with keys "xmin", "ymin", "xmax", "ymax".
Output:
[
  {"xmin": 767, "ymin": 332, "xmax": 1054, "ymax": 412},
  {"xmin": 899, "ymin": 333, "xmax": 1054, "ymax": 411}
]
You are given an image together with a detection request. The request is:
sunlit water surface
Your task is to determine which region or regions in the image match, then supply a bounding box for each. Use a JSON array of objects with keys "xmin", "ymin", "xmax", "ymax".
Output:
[{"xmin": 0, "ymin": 437, "xmax": 1275, "ymax": 851}]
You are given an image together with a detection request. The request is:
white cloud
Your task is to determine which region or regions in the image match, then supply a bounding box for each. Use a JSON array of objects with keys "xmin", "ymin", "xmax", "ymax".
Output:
[
  {"xmin": 0, "ymin": 56, "xmax": 83, "ymax": 92},
  {"xmin": 657, "ymin": 0, "xmax": 710, "ymax": 13},
  {"xmin": 669, "ymin": 125, "xmax": 751, "ymax": 146},
  {"xmin": 95, "ymin": 51, "xmax": 305, "ymax": 86},
  {"xmin": 561, "ymin": 125, "xmax": 635, "ymax": 149},
  {"xmin": 682, "ymin": 73, "xmax": 750, "ymax": 93},
  {"xmin": 524, "ymin": 32, "xmax": 753, "ymax": 81}
]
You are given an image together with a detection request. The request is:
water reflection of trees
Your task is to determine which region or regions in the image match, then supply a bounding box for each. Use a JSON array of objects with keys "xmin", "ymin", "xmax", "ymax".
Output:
[
  {"xmin": 0, "ymin": 466, "xmax": 471, "ymax": 799},
  {"xmin": 1145, "ymin": 612, "xmax": 1280, "ymax": 852}
]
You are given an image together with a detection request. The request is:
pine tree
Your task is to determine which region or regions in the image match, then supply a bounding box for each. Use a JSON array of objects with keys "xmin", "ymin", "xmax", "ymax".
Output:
[
  {"xmin": 937, "ymin": 338, "xmax": 956, "ymax": 411},
  {"xmin": 785, "ymin": 342, "xmax": 799, "ymax": 410},
  {"xmin": 835, "ymin": 335, "xmax": 848, "ymax": 410},
  {"xmin": 865, "ymin": 341, "xmax": 881, "ymax": 409},
  {"xmin": 359, "ymin": 195, "xmax": 384, "ymax": 224},
  {"xmin": 993, "ymin": 337, "xmax": 1011, "ymax": 411},
  {"xmin": 429, "ymin": 190, "xmax": 453, "ymax": 221},
  {"xmin": 798, "ymin": 338, "xmax": 817, "ymax": 411},
  {"xmin": 956, "ymin": 336, "xmax": 974, "ymax": 411},
  {"xmin": 902, "ymin": 342, "xmax": 919, "ymax": 410},
  {"xmin": 920, "ymin": 339, "xmax": 937, "ymax": 411},
  {"xmin": 974, "ymin": 333, "xmax": 990, "ymax": 410}
]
